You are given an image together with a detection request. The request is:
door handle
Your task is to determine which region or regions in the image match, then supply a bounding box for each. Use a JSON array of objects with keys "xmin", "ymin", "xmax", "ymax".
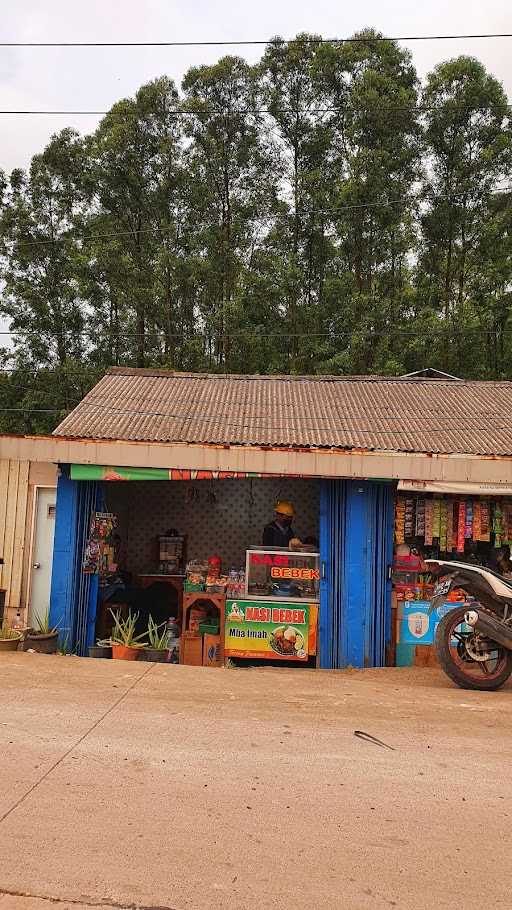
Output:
[{"xmin": 33, "ymin": 563, "xmax": 41, "ymax": 569}]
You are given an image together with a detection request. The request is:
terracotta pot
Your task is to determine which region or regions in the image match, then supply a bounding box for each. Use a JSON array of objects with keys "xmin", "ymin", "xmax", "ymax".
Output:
[
  {"xmin": 0, "ymin": 636, "xmax": 21, "ymax": 652},
  {"xmin": 112, "ymin": 644, "xmax": 141, "ymax": 661},
  {"xmin": 26, "ymin": 631, "xmax": 58, "ymax": 654},
  {"xmin": 88, "ymin": 645, "xmax": 112, "ymax": 659},
  {"xmin": 143, "ymin": 648, "xmax": 169, "ymax": 663}
]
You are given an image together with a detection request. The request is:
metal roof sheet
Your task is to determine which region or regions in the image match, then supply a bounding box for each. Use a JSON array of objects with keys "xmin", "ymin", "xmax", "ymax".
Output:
[{"xmin": 53, "ymin": 368, "xmax": 512, "ymax": 457}]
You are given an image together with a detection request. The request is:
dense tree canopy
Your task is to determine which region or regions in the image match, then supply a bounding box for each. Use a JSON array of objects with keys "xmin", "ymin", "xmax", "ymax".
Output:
[{"xmin": 0, "ymin": 32, "xmax": 511, "ymax": 432}]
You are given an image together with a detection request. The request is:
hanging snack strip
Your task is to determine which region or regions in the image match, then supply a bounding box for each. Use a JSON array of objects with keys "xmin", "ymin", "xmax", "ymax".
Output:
[
  {"xmin": 395, "ymin": 497, "xmax": 406, "ymax": 544},
  {"xmin": 432, "ymin": 499, "xmax": 441, "ymax": 540},
  {"xmin": 439, "ymin": 500, "xmax": 448, "ymax": 552},
  {"xmin": 404, "ymin": 499, "xmax": 415, "ymax": 538},
  {"xmin": 415, "ymin": 498, "xmax": 425, "ymax": 537},
  {"xmin": 424, "ymin": 499, "xmax": 433, "ymax": 546},
  {"xmin": 479, "ymin": 500, "xmax": 491, "ymax": 542},
  {"xmin": 503, "ymin": 502, "xmax": 512, "ymax": 543},
  {"xmin": 493, "ymin": 501, "xmax": 504, "ymax": 548},
  {"xmin": 472, "ymin": 501, "xmax": 481, "ymax": 541},
  {"xmin": 445, "ymin": 501, "xmax": 453, "ymax": 553},
  {"xmin": 464, "ymin": 500, "xmax": 473, "ymax": 539},
  {"xmin": 456, "ymin": 501, "xmax": 466, "ymax": 553}
]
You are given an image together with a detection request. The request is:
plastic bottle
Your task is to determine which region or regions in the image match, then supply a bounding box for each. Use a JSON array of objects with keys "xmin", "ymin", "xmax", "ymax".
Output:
[
  {"xmin": 166, "ymin": 618, "xmax": 180, "ymax": 663},
  {"xmin": 228, "ymin": 567, "xmax": 238, "ymax": 599},
  {"xmin": 13, "ymin": 610, "xmax": 23, "ymax": 631}
]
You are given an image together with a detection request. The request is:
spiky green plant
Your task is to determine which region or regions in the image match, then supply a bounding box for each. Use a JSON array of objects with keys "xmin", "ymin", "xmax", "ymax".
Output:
[
  {"xmin": 32, "ymin": 606, "xmax": 58, "ymax": 635},
  {"xmin": 109, "ymin": 609, "xmax": 147, "ymax": 647},
  {"xmin": 146, "ymin": 615, "xmax": 169, "ymax": 650},
  {"xmin": 0, "ymin": 623, "xmax": 22, "ymax": 640}
]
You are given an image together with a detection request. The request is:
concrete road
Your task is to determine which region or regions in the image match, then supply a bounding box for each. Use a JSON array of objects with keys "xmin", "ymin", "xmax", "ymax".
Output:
[{"xmin": 0, "ymin": 654, "xmax": 511, "ymax": 910}]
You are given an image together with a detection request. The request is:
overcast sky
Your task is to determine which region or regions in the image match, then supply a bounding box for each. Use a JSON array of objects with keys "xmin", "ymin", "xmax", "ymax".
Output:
[{"xmin": 1, "ymin": 0, "xmax": 511, "ymax": 174}]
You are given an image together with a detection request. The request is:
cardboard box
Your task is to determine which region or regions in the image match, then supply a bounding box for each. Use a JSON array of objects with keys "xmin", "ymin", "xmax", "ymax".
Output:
[
  {"xmin": 181, "ymin": 631, "xmax": 203, "ymax": 666},
  {"xmin": 203, "ymin": 633, "xmax": 221, "ymax": 667}
]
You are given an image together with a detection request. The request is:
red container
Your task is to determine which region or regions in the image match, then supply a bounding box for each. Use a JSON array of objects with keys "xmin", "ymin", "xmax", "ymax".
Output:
[{"xmin": 207, "ymin": 555, "xmax": 222, "ymax": 578}]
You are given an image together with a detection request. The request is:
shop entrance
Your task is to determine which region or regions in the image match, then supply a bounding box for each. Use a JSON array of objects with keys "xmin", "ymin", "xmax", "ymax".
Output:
[
  {"xmin": 49, "ymin": 468, "xmax": 396, "ymax": 669},
  {"xmin": 98, "ymin": 476, "xmax": 321, "ymax": 668}
]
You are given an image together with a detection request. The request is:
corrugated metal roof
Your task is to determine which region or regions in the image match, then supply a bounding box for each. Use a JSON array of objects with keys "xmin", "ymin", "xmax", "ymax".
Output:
[{"xmin": 53, "ymin": 368, "xmax": 512, "ymax": 457}]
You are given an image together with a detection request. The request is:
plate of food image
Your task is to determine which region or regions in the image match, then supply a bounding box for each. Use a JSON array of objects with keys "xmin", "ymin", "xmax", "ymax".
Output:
[{"xmin": 269, "ymin": 625, "xmax": 305, "ymax": 657}]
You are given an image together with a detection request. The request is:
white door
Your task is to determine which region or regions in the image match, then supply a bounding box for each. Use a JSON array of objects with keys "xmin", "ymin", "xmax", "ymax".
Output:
[{"xmin": 29, "ymin": 488, "xmax": 57, "ymax": 626}]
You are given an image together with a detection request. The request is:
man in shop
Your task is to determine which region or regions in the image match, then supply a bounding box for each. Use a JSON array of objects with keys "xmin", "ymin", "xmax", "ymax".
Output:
[{"xmin": 263, "ymin": 501, "xmax": 296, "ymax": 548}]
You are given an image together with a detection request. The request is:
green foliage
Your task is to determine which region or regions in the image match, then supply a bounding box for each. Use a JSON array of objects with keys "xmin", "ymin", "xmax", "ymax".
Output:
[
  {"xmin": 146, "ymin": 615, "xmax": 169, "ymax": 650},
  {"xmin": 0, "ymin": 37, "xmax": 511, "ymax": 425}
]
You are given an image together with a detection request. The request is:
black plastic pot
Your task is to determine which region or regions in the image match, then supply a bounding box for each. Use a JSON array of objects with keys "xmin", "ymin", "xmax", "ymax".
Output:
[
  {"xmin": 88, "ymin": 645, "xmax": 112, "ymax": 659},
  {"xmin": 26, "ymin": 631, "xmax": 58, "ymax": 654},
  {"xmin": 143, "ymin": 648, "xmax": 169, "ymax": 663}
]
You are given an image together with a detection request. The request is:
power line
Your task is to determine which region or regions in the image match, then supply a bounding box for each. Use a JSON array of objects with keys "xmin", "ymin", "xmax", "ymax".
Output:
[
  {"xmin": 1, "ymin": 33, "xmax": 512, "ymax": 47},
  {"xmin": 1, "ymin": 103, "xmax": 512, "ymax": 115},
  {"xmin": 5, "ymin": 184, "xmax": 511, "ymax": 252},
  {"xmin": 2, "ymin": 326, "xmax": 512, "ymax": 339},
  {"xmin": 4, "ymin": 399, "xmax": 512, "ymax": 438}
]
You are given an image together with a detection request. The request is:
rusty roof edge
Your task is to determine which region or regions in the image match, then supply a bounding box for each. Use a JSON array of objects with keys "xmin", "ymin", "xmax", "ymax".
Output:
[{"xmin": 5, "ymin": 432, "xmax": 512, "ymax": 463}]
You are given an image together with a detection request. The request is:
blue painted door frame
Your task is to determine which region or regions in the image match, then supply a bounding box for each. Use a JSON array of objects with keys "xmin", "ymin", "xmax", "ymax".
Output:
[
  {"xmin": 319, "ymin": 479, "xmax": 395, "ymax": 669},
  {"xmin": 49, "ymin": 470, "xmax": 100, "ymax": 654}
]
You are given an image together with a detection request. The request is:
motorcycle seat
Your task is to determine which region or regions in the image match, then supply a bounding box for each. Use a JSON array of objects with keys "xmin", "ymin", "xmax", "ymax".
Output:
[{"xmin": 427, "ymin": 559, "xmax": 512, "ymax": 599}]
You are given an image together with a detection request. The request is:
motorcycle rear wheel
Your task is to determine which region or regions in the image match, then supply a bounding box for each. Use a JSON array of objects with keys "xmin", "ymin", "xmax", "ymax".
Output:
[{"xmin": 435, "ymin": 606, "xmax": 512, "ymax": 691}]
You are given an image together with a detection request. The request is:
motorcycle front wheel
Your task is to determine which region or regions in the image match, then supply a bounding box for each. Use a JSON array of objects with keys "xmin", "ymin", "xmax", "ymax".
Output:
[{"xmin": 435, "ymin": 606, "xmax": 512, "ymax": 691}]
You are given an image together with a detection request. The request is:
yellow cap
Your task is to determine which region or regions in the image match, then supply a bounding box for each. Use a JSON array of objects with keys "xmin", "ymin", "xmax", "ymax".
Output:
[{"xmin": 275, "ymin": 500, "xmax": 295, "ymax": 517}]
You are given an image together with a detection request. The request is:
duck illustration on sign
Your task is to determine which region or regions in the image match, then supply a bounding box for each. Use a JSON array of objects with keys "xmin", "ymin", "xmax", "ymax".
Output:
[{"xmin": 227, "ymin": 602, "xmax": 245, "ymax": 622}]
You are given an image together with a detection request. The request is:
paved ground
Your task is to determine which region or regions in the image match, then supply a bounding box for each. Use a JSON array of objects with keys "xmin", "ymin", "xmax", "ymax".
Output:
[{"xmin": 0, "ymin": 654, "xmax": 511, "ymax": 910}]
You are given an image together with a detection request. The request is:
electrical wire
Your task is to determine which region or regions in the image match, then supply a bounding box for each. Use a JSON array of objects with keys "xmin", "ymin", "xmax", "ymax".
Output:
[
  {"xmin": 1, "ymin": 103, "xmax": 511, "ymax": 115},
  {"xmin": 64, "ymin": 397, "xmax": 512, "ymax": 425},
  {"xmin": 4, "ymin": 184, "xmax": 510, "ymax": 252},
  {"xmin": 2, "ymin": 398, "xmax": 512, "ymax": 437},
  {"xmin": 2, "ymin": 325, "xmax": 512, "ymax": 339},
  {"xmin": 1, "ymin": 34, "xmax": 512, "ymax": 47}
]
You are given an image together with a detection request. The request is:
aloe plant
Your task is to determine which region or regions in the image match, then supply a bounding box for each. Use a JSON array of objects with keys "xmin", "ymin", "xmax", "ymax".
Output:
[
  {"xmin": 109, "ymin": 609, "xmax": 147, "ymax": 648},
  {"xmin": 146, "ymin": 615, "xmax": 169, "ymax": 650},
  {"xmin": 32, "ymin": 606, "xmax": 58, "ymax": 635},
  {"xmin": 0, "ymin": 623, "xmax": 22, "ymax": 640}
]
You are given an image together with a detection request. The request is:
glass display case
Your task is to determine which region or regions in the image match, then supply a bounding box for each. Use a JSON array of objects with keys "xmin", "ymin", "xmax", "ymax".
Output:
[{"xmin": 245, "ymin": 548, "xmax": 320, "ymax": 603}]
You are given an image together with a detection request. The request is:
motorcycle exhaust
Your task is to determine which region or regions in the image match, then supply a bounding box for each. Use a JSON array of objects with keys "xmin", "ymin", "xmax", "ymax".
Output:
[{"xmin": 465, "ymin": 610, "xmax": 512, "ymax": 651}]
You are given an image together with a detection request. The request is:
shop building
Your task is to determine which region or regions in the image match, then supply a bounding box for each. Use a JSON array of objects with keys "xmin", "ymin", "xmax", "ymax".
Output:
[{"xmin": 3, "ymin": 368, "xmax": 512, "ymax": 670}]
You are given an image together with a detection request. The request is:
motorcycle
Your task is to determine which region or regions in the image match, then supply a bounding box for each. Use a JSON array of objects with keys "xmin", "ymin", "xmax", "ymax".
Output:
[{"xmin": 425, "ymin": 559, "xmax": 512, "ymax": 690}]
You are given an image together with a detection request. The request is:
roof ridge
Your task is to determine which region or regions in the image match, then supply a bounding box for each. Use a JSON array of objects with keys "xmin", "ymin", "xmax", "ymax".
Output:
[{"xmin": 105, "ymin": 367, "xmax": 512, "ymax": 385}]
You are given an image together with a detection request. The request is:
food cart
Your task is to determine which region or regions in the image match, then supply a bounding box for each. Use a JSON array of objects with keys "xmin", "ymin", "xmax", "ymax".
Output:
[{"xmin": 225, "ymin": 547, "xmax": 320, "ymax": 663}]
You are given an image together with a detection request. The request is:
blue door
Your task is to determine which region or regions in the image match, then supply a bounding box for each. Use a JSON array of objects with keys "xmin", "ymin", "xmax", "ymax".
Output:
[
  {"xmin": 49, "ymin": 470, "xmax": 101, "ymax": 655},
  {"xmin": 319, "ymin": 479, "xmax": 395, "ymax": 668}
]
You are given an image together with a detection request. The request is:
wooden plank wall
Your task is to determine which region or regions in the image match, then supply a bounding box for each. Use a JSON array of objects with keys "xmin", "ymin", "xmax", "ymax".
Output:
[{"xmin": 0, "ymin": 459, "xmax": 30, "ymax": 620}]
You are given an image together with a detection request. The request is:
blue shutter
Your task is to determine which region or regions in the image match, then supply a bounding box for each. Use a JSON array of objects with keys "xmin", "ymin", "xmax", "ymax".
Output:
[
  {"xmin": 319, "ymin": 479, "xmax": 395, "ymax": 668},
  {"xmin": 50, "ymin": 472, "xmax": 100, "ymax": 655}
]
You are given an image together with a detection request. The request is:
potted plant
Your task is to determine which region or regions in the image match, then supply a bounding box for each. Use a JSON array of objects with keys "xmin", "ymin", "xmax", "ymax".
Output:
[
  {"xmin": 143, "ymin": 616, "xmax": 169, "ymax": 663},
  {"xmin": 88, "ymin": 638, "xmax": 112, "ymax": 659},
  {"xmin": 110, "ymin": 609, "xmax": 147, "ymax": 660},
  {"xmin": 26, "ymin": 607, "xmax": 59, "ymax": 654},
  {"xmin": 0, "ymin": 622, "xmax": 22, "ymax": 652}
]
